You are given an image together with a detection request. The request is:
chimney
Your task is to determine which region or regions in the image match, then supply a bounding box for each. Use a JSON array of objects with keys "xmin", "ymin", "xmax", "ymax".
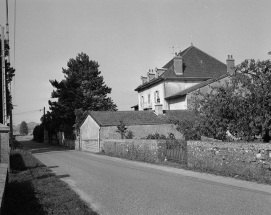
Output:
[
  {"xmin": 155, "ymin": 104, "xmax": 163, "ymax": 115},
  {"xmin": 226, "ymin": 55, "xmax": 235, "ymax": 75},
  {"xmin": 147, "ymin": 70, "xmax": 155, "ymax": 81},
  {"xmin": 141, "ymin": 76, "xmax": 147, "ymax": 84},
  {"xmin": 155, "ymin": 67, "xmax": 166, "ymax": 78},
  {"xmin": 174, "ymin": 54, "xmax": 183, "ymax": 75}
]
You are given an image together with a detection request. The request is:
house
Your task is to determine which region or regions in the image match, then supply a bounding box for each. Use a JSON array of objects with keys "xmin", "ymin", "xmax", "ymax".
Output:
[
  {"xmin": 77, "ymin": 109, "xmax": 195, "ymax": 152},
  {"xmin": 134, "ymin": 44, "xmax": 235, "ymax": 111}
]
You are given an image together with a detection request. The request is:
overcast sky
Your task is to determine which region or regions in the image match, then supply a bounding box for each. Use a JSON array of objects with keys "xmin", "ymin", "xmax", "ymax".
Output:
[{"xmin": 0, "ymin": 0, "xmax": 271, "ymax": 125}]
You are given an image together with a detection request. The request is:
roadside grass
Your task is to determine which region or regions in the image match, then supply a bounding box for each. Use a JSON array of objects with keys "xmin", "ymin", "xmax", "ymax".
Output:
[
  {"xmin": 4, "ymin": 141, "xmax": 98, "ymax": 215},
  {"xmin": 157, "ymin": 160, "xmax": 271, "ymax": 185},
  {"xmin": 99, "ymin": 150, "xmax": 271, "ymax": 185}
]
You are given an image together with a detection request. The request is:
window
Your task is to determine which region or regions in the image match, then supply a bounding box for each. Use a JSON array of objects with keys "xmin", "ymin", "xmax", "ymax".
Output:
[
  {"xmin": 141, "ymin": 96, "xmax": 144, "ymax": 107},
  {"xmin": 148, "ymin": 94, "xmax": 150, "ymax": 104},
  {"xmin": 154, "ymin": 91, "xmax": 160, "ymax": 103}
]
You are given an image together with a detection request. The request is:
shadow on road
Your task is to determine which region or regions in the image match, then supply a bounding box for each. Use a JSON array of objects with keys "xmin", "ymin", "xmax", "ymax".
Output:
[{"xmin": 17, "ymin": 140, "xmax": 73, "ymax": 154}]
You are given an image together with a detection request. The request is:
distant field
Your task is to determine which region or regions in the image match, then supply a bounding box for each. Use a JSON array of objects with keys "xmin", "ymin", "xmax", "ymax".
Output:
[{"xmin": 15, "ymin": 135, "xmax": 34, "ymax": 141}]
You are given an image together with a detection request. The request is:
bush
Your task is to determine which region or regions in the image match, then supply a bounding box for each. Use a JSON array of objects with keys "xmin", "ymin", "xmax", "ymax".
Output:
[
  {"xmin": 142, "ymin": 133, "xmax": 176, "ymax": 140},
  {"xmin": 33, "ymin": 125, "xmax": 44, "ymax": 142}
]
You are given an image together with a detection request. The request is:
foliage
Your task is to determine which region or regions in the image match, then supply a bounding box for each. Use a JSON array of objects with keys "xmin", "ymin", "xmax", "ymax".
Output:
[
  {"xmin": 116, "ymin": 120, "xmax": 134, "ymax": 139},
  {"xmin": 19, "ymin": 121, "xmax": 28, "ymax": 135},
  {"xmin": 0, "ymin": 39, "xmax": 15, "ymax": 122},
  {"xmin": 171, "ymin": 119, "xmax": 201, "ymax": 141},
  {"xmin": 126, "ymin": 130, "xmax": 134, "ymax": 139},
  {"xmin": 46, "ymin": 53, "xmax": 117, "ymax": 138},
  {"xmin": 116, "ymin": 120, "xmax": 127, "ymax": 139},
  {"xmin": 33, "ymin": 125, "xmax": 44, "ymax": 142},
  {"xmin": 191, "ymin": 59, "xmax": 271, "ymax": 142},
  {"xmin": 142, "ymin": 133, "xmax": 176, "ymax": 140}
]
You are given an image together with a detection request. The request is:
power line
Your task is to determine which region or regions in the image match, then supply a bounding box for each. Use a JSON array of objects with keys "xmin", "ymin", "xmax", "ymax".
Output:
[{"xmin": 13, "ymin": 109, "xmax": 43, "ymax": 115}]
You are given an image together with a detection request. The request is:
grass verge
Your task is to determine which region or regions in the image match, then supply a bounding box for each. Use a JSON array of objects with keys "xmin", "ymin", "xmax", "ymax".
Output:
[
  {"xmin": 99, "ymin": 150, "xmax": 271, "ymax": 185},
  {"xmin": 4, "ymin": 142, "xmax": 98, "ymax": 215}
]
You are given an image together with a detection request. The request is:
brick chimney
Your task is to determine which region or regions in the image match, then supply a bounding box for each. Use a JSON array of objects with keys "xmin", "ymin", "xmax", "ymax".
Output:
[
  {"xmin": 174, "ymin": 53, "xmax": 183, "ymax": 75},
  {"xmin": 226, "ymin": 55, "xmax": 235, "ymax": 75},
  {"xmin": 155, "ymin": 104, "xmax": 163, "ymax": 115},
  {"xmin": 147, "ymin": 70, "xmax": 155, "ymax": 81},
  {"xmin": 155, "ymin": 68, "xmax": 166, "ymax": 78},
  {"xmin": 141, "ymin": 76, "xmax": 147, "ymax": 84}
]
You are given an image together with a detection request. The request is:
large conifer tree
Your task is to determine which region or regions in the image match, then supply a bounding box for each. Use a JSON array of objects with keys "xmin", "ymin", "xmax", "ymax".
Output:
[{"xmin": 47, "ymin": 53, "xmax": 117, "ymax": 138}]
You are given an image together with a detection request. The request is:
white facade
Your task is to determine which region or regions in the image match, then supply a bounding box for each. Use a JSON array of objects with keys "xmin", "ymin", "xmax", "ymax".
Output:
[
  {"xmin": 138, "ymin": 80, "xmax": 200, "ymax": 111},
  {"xmin": 138, "ymin": 82, "xmax": 165, "ymax": 111},
  {"xmin": 168, "ymin": 95, "xmax": 187, "ymax": 110}
]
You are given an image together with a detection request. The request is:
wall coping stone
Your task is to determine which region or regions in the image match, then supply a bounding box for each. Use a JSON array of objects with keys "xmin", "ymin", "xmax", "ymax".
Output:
[
  {"xmin": 0, "ymin": 124, "xmax": 9, "ymax": 133},
  {"xmin": 103, "ymin": 139, "xmax": 166, "ymax": 144},
  {"xmin": 188, "ymin": 141, "xmax": 271, "ymax": 150}
]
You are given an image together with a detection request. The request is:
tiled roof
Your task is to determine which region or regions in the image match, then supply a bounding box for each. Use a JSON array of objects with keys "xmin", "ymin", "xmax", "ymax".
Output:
[
  {"xmin": 165, "ymin": 73, "xmax": 229, "ymax": 99},
  {"xmin": 135, "ymin": 45, "xmax": 227, "ymax": 91},
  {"xmin": 161, "ymin": 46, "xmax": 227, "ymax": 78},
  {"xmin": 163, "ymin": 110, "xmax": 196, "ymax": 122},
  {"xmin": 89, "ymin": 111, "xmax": 168, "ymax": 126},
  {"xmin": 86, "ymin": 110, "xmax": 195, "ymax": 126}
]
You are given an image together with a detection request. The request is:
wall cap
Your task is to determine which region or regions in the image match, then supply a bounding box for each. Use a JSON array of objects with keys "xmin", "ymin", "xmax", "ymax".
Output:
[{"xmin": 0, "ymin": 124, "xmax": 10, "ymax": 133}]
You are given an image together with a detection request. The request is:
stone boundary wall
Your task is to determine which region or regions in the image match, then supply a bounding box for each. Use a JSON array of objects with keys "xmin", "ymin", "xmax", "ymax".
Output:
[
  {"xmin": 187, "ymin": 141, "xmax": 271, "ymax": 178},
  {"xmin": 103, "ymin": 139, "xmax": 167, "ymax": 163},
  {"xmin": 0, "ymin": 125, "xmax": 10, "ymax": 214}
]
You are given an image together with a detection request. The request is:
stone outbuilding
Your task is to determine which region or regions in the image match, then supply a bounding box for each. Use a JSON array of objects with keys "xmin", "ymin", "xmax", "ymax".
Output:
[{"xmin": 77, "ymin": 109, "xmax": 195, "ymax": 152}]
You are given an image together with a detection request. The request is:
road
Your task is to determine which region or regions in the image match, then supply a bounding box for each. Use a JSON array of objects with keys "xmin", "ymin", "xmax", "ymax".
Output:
[{"xmin": 20, "ymin": 140, "xmax": 271, "ymax": 215}]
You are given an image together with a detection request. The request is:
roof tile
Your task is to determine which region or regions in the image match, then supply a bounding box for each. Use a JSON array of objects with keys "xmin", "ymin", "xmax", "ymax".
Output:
[{"xmin": 87, "ymin": 110, "xmax": 195, "ymax": 126}]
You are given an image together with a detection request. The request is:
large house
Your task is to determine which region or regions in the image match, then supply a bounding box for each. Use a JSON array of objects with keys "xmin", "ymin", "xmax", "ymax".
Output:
[{"xmin": 134, "ymin": 44, "xmax": 235, "ymax": 111}]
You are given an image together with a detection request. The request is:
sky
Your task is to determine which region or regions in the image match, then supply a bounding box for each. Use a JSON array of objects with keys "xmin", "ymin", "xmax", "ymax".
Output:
[{"xmin": 0, "ymin": 0, "xmax": 271, "ymax": 125}]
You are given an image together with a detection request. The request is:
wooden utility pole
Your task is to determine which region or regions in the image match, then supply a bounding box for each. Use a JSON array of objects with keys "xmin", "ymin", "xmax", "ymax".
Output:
[
  {"xmin": 43, "ymin": 107, "xmax": 45, "ymax": 142},
  {"xmin": 6, "ymin": 0, "xmax": 13, "ymax": 148},
  {"xmin": 1, "ymin": 26, "xmax": 7, "ymax": 125}
]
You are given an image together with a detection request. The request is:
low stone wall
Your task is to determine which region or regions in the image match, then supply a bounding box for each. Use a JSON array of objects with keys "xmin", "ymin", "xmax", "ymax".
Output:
[
  {"xmin": 103, "ymin": 139, "xmax": 167, "ymax": 163},
  {"xmin": 0, "ymin": 125, "xmax": 10, "ymax": 214},
  {"xmin": 187, "ymin": 141, "xmax": 271, "ymax": 180}
]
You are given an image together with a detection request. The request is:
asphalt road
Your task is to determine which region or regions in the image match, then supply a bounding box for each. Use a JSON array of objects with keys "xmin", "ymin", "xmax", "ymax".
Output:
[{"xmin": 20, "ymin": 140, "xmax": 271, "ymax": 215}]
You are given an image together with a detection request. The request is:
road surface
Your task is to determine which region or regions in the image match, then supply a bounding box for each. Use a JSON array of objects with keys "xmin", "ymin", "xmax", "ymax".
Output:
[{"xmin": 20, "ymin": 140, "xmax": 271, "ymax": 215}]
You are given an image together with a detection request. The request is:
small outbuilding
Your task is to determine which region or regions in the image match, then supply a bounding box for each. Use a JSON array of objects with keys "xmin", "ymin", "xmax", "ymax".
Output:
[{"xmin": 77, "ymin": 108, "xmax": 195, "ymax": 152}]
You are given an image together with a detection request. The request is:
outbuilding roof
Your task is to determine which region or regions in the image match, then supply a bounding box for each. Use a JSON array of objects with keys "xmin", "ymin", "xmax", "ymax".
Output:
[{"xmin": 86, "ymin": 110, "xmax": 195, "ymax": 127}]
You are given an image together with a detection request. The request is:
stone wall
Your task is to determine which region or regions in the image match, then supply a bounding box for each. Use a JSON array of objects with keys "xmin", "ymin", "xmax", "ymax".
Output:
[
  {"xmin": 0, "ymin": 124, "xmax": 10, "ymax": 214},
  {"xmin": 103, "ymin": 139, "xmax": 167, "ymax": 163},
  {"xmin": 187, "ymin": 141, "xmax": 271, "ymax": 180}
]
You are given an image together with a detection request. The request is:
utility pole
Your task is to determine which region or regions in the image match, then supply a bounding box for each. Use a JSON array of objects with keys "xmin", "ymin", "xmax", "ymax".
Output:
[
  {"xmin": 6, "ymin": 0, "xmax": 13, "ymax": 148},
  {"xmin": 1, "ymin": 26, "xmax": 7, "ymax": 125},
  {"xmin": 6, "ymin": 0, "xmax": 10, "ymax": 64},
  {"xmin": 43, "ymin": 107, "xmax": 45, "ymax": 142}
]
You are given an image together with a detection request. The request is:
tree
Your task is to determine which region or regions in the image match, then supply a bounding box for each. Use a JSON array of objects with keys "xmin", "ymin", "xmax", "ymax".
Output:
[
  {"xmin": 47, "ymin": 53, "xmax": 117, "ymax": 138},
  {"xmin": 20, "ymin": 121, "xmax": 28, "ymax": 136},
  {"xmin": 33, "ymin": 125, "xmax": 44, "ymax": 142},
  {"xmin": 191, "ymin": 59, "xmax": 271, "ymax": 142},
  {"xmin": 116, "ymin": 120, "xmax": 128, "ymax": 139},
  {"xmin": 0, "ymin": 38, "xmax": 16, "ymax": 123}
]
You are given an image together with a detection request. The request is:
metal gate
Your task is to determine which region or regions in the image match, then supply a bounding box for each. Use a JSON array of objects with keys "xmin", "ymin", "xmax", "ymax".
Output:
[{"xmin": 165, "ymin": 140, "xmax": 187, "ymax": 165}]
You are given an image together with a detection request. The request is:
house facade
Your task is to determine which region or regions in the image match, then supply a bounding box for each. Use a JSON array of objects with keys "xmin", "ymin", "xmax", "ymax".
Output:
[
  {"xmin": 77, "ymin": 110, "xmax": 195, "ymax": 152},
  {"xmin": 135, "ymin": 45, "xmax": 235, "ymax": 110}
]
